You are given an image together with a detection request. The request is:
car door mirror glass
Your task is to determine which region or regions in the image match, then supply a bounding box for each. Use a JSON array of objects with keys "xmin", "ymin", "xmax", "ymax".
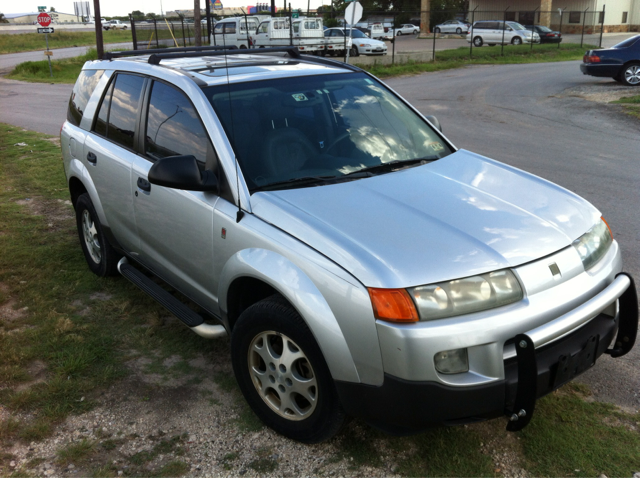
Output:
[{"xmin": 148, "ymin": 155, "xmax": 219, "ymax": 193}]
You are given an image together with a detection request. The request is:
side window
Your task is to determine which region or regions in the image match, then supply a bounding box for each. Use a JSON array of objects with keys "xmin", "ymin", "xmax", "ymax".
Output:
[
  {"xmin": 258, "ymin": 22, "xmax": 268, "ymax": 33},
  {"xmin": 68, "ymin": 69, "xmax": 104, "ymax": 127},
  {"xmin": 93, "ymin": 79, "xmax": 114, "ymax": 137},
  {"xmin": 293, "ymin": 22, "xmax": 299, "ymax": 33},
  {"xmin": 106, "ymin": 74, "xmax": 145, "ymax": 150},
  {"xmin": 214, "ymin": 22, "xmax": 224, "ymax": 34},
  {"xmin": 324, "ymin": 30, "xmax": 330, "ymax": 37},
  {"xmin": 225, "ymin": 23, "xmax": 236, "ymax": 34},
  {"xmin": 145, "ymin": 81, "xmax": 208, "ymax": 163}
]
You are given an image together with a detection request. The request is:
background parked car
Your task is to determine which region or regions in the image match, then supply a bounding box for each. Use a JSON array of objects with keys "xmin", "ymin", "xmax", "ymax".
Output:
[
  {"xmin": 467, "ymin": 21, "xmax": 539, "ymax": 46},
  {"xmin": 103, "ymin": 20, "xmax": 127, "ymax": 30},
  {"xmin": 333, "ymin": 27, "xmax": 387, "ymax": 55},
  {"xmin": 394, "ymin": 24, "xmax": 420, "ymax": 35},
  {"xmin": 581, "ymin": 35, "xmax": 640, "ymax": 86},
  {"xmin": 434, "ymin": 20, "xmax": 470, "ymax": 34},
  {"xmin": 523, "ymin": 25, "xmax": 562, "ymax": 43}
]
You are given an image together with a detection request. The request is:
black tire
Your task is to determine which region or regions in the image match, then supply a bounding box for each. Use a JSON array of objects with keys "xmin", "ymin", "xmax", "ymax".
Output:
[
  {"xmin": 456, "ymin": 27, "xmax": 462, "ymax": 34},
  {"xmin": 75, "ymin": 193, "xmax": 119, "ymax": 277},
  {"xmin": 231, "ymin": 295, "xmax": 347, "ymax": 443},
  {"xmin": 621, "ymin": 62, "xmax": 640, "ymax": 86},
  {"xmin": 396, "ymin": 31, "xmax": 402, "ymax": 36},
  {"xmin": 488, "ymin": 44, "xmax": 496, "ymax": 47},
  {"xmin": 434, "ymin": 27, "xmax": 440, "ymax": 34},
  {"xmin": 511, "ymin": 36, "xmax": 523, "ymax": 45},
  {"xmin": 123, "ymin": 26, "xmax": 127, "ymax": 29},
  {"xmin": 350, "ymin": 46, "xmax": 359, "ymax": 57},
  {"xmin": 473, "ymin": 36, "xmax": 483, "ymax": 47},
  {"xmin": 240, "ymin": 45, "xmax": 247, "ymax": 49}
]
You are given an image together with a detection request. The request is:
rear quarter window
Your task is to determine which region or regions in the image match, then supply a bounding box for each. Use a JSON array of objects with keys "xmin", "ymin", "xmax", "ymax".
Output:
[{"xmin": 67, "ymin": 70, "xmax": 104, "ymax": 127}]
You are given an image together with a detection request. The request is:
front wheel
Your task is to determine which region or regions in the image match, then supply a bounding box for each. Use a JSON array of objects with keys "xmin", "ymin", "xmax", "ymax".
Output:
[
  {"xmin": 75, "ymin": 193, "xmax": 119, "ymax": 277},
  {"xmin": 231, "ymin": 295, "xmax": 347, "ymax": 443},
  {"xmin": 122, "ymin": 26, "xmax": 127, "ymax": 29},
  {"xmin": 350, "ymin": 46, "xmax": 359, "ymax": 57},
  {"xmin": 456, "ymin": 27, "xmax": 462, "ymax": 34},
  {"xmin": 434, "ymin": 27, "xmax": 441, "ymax": 34},
  {"xmin": 622, "ymin": 63, "xmax": 640, "ymax": 86},
  {"xmin": 396, "ymin": 31, "xmax": 402, "ymax": 36},
  {"xmin": 512, "ymin": 36, "xmax": 523, "ymax": 45},
  {"xmin": 473, "ymin": 36, "xmax": 483, "ymax": 47}
]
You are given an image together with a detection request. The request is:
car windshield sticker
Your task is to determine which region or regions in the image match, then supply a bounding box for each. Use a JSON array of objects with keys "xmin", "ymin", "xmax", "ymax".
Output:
[
  {"xmin": 365, "ymin": 78, "xmax": 374, "ymax": 84},
  {"xmin": 292, "ymin": 93, "xmax": 308, "ymax": 102},
  {"xmin": 428, "ymin": 142, "xmax": 445, "ymax": 152}
]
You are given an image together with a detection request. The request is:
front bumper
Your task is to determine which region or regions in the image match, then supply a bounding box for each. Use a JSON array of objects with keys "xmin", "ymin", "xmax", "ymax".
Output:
[{"xmin": 336, "ymin": 273, "xmax": 637, "ymax": 434}]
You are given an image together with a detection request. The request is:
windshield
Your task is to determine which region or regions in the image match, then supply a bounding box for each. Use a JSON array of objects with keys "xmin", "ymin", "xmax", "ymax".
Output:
[
  {"xmin": 343, "ymin": 28, "xmax": 366, "ymax": 38},
  {"xmin": 205, "ymin": 73, "xmax": 452, "ymax": 192},
  {"xmin": 536, "ymin": 26, "xmax": 552, "ymax": 32},
  {"xmin": 507, "ymin": 22, "xmax": 525, "ymax": 30},
  {"xmin": 612, "ymin": 35, "xmax": 639, "ymax": 48}
]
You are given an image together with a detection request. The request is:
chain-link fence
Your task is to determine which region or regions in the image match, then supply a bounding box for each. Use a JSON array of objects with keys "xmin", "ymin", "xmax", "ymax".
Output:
[{"xmin": 126, "ymin": 7, "xmax": 612, "ymax": 64}]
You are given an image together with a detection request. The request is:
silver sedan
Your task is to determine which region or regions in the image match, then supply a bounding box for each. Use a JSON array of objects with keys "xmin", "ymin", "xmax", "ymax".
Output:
[{"xmin": 434, "ymin": 20, "xmax": 469, "ymax": 34}]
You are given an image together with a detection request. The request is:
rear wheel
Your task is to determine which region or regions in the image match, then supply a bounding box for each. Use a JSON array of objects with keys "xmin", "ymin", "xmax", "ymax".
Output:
[
  {"xmin": 231, "ymin": 295, "xmax": 347, "ymax": 443},
  {"xmin": 473, "ymin": 36, "xmax": 483, "ymax": 47},
  {"xmin": 621, "ymin": 63, "xmax": 640, "ymax": 86},
  {"xmin": 456, "ymin": 27, "xmax": 462, "ymax": 34},
  {"xmin": 434, "ymin": 27, "xmax": 441, "ymax": 34},
  {"xmin": 75, "ymin": 193, "xmax": 119, "ymax": 277},
  {"xmin": 350, "ymin": 46, "xmax": 359, "ymax": 57},
  {"xmin": 397, "ymin": 31, "xmax": 402, "ymax": 36},
  {"xmin": 512, "ymin": 36, "xmax": 523, "ymax": 45},
  {"xmin": 240, "ymin": 44, "xmax": 247, "ymax": 49}
]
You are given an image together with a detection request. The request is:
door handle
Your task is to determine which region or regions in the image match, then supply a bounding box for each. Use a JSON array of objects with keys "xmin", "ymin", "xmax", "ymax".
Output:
[
  {"xmin": 86, "ymin": 152, "xmax": 97, "ymax": 164},
  {"xmin": 137, "ymin": 177, "xmax": 151, "ymax": 192}
]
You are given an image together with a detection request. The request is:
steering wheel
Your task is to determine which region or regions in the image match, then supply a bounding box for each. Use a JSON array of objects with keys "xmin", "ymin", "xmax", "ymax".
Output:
[{"xmin": 324, "ymin": 131, "xmax": 351, "ymax": 154}]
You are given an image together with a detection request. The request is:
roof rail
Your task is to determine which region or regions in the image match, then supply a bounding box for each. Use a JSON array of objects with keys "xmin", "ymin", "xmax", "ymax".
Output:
[
  {"xmin": 103, "ymin": 45, "xmax": 233, "ymax": 61},
  {"xmin": 298, "ymin": 55, "xmax": 362, "ymax": 72},
  {"xmin": 147, "ymin": 47, "xmax": 301, "ymax": 65}
]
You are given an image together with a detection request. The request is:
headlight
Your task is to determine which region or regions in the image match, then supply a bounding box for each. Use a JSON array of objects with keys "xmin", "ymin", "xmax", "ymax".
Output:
[
  {"xmin": 572, "ymin": 218, "xmax": 613, "ymax": 271},
  {"xmin": 410, "ymin": 269, "xmax": 523, "ymax": 321}
]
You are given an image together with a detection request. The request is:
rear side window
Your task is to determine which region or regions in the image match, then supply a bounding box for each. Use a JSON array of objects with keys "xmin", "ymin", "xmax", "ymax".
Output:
[
  {"xmin": 92, "ymin": 73, "xmax": 145, "ymax": 150},
  {"xmin": 613, "ymin": 36, "xmax": 639, "ymax": 48},
  {"xmin": 145, "ymin": 81, "xmax": 208, "ymax": 163},
  {"xmin": 225, "ymin": 23, "xmax": 236, "ymax": 34},
  {"xmin": 67, "ymin": 70, "xmax": 104, "ymax": 127}
]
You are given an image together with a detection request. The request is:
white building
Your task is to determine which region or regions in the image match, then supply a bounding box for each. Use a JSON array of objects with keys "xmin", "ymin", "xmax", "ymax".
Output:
[{"xmin": 467, "ymin": 0, "xmax": 640, "ymax": 32}]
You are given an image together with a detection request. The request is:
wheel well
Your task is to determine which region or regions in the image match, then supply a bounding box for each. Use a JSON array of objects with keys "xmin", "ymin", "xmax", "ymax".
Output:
[
  {"xmin": 68, "ymin": 177, "xmax": 88, "ymax": 208},
  {"xmin": 226, "ymin": 277, "xmax": 278, "ymax": 330}
]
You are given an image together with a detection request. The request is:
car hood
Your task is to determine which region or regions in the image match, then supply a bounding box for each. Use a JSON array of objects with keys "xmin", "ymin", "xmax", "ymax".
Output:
[{"xmin": 250, "ymin": 150, "xmax": 600, "ymax": 289}]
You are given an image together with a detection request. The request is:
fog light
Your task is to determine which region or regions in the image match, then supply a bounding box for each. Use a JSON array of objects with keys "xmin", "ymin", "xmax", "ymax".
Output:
[{"xmin": 434, "ymin": 348, "xmax": 469, "ymax": 374}]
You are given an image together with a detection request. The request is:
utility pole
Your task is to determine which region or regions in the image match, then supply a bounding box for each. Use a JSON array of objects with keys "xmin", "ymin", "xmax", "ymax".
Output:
[
  {"xmin": 194, "ymin": 0, "xmax": 202, "ymax": 46},
  {"xmin": 270, "ymin": 0, "xmax": 275, "ymax": 16},
  {"xmin": 93, "ymin": 0, "xmax": 104, "ymax": 59},
  {"xmin": 420, "ymin": 0, "xmax": 430, "ymax": 35}
]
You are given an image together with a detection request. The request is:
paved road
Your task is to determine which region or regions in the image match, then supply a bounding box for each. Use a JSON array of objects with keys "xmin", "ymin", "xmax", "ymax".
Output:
[{"xmin": 0, "ymin": 60, "xmax": 638, "ymax": 411}]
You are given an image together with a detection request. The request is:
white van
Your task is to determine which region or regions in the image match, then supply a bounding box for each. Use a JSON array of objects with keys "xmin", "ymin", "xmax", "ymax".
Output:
[
  {"xmin": 466, "ymin": 21, "xmax": 540, "ymax": 47},
  {"xmin": 253, "ymin": 17, "xmax": 325, "ymax": 54},
  {"xmin": 211, "ymin": 16, "xmax": 259, "ymax": 49}
]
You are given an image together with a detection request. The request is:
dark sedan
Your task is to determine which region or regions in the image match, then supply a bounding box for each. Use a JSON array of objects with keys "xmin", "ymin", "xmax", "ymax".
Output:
[
  {"xmin": 523, "ymin": 25, "xmax": 562, "ymax": 43},
  {"xmin": 580, "ymin": 35, "xmax": 640, "ymax": 86}
]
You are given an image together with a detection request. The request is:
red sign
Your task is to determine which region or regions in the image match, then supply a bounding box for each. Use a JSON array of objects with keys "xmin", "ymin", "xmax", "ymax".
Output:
[{"xmin": 37, "ymin": 13, "xmax": 52, "ymax": 27}]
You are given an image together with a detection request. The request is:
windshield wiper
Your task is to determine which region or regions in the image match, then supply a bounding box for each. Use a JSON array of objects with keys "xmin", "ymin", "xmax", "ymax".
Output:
[
  {"xmin": 251, "ymin": 175, "xmax": 338, "ymax": 192},
  {"xmin": 344, "ymin": 157, "xmax": 438, "ymax": 176}
]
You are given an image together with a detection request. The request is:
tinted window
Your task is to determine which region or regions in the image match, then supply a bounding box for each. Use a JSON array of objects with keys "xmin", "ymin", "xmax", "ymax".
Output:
[
  {"xmin": 106, "ymin": 74, "xmax": 145, "ymax": 150},
  {"xmin": 93, "ymin": 79, "xmax": 114, "ymax": 137},
  {"xmin": 68, "ymin": 69, "xmax": 104, "ymax": 127},
  {"xmin": 613, "ymin": 36, "xmax": 639, "ymax": 48},
  {"xmin": 258, "ymin": 22, "xmax": 268, "ymax": 33},
  {"xmin": 145, "ymin": 82, "xmax": 208, "ymax": 163},
  {"xmin": 225, "ymin": 23, "xmax": 236, "ymax": 34},
  {"xmin": 214, "ymin": 23, "xmax": 224, "ymax": 33}
]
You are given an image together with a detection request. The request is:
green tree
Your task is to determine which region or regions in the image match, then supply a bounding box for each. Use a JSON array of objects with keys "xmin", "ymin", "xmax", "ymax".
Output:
[
  {"xmin": 49, "ymin": 6, "xmax": 56, "ymax": 12},
  {"xmin": 145, "ymin": 12, "xmax": 157, "ymax": 19},
  {"xmin": 0, "ymin": 12, "xmax": 7, "ymax": 23},
  {"xmin": 131, "ymin": 10, "xmax": 145, "ymax": 20}
]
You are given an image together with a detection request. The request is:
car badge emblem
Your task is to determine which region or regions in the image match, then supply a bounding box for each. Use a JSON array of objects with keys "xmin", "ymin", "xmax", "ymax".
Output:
[
  {"xmin": 319, "ymin": 141, "xmax": 324, "ymax": 149},
  {"xmin": 549, "ymin": 263, "xmax": 561, "ymax": 277}
]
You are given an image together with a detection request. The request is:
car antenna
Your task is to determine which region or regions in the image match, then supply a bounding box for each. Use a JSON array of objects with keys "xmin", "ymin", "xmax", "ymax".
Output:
[{"xmin": 222, "ymin": 27, "xmax": 245, "ymax": 223}]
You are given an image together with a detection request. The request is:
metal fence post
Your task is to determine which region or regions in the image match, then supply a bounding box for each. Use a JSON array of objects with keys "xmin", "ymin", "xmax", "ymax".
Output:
[
  {"xmin": 469, "ymin": 6, "xmax": 477, "ymax": 59},
  {"xmin": 599, "ymin": 5, "xmax": 605, "ymax": 48},
  {"xmin": 187, "ymin": 24, "xmax": 192, "ymax": 46},
  {"xmin": 580, "ymin": 7, "xmax": 588, "ymax": 47},
  {"xmin": 501, "ymin": 7, "xmax": 509, "ymax": 56},
  {"xmin": 431, "ymin": 11, "xmax": 436, "ymax": 62},
  {"xmin": 558, "ymin": 8, "xmax": 564, "ymax": 49},
  {"xmin": 130, "ymin": 14, "xmax": 138, "ymax": 50},
  {"xmin": 181, "ymin": 17, "xmax": 186, "ymax": 46},
  {"xmin": 154, "ymin": 18, "xmax": 160, "ymax": 48},
  {"xmin": 531, "ymin": 7, "xmax": 539, "ymax": 52}
]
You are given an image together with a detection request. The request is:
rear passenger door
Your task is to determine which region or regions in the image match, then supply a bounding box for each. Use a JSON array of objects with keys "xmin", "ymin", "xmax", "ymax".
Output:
[
  {"xmin": 84, "ymin": 72, "xmax": 146, "ymax": 253},
  {"xmin": 131, "ymin": 80, "xmax": 221, "ymax": 310}
]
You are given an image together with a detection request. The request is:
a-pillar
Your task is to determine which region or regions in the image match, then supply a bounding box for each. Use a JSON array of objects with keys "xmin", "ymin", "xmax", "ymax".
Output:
[
  {"xmin": 539, "ymin": 0, "xmax": 552, "ymax": 27},
  {"xmin": 421, "ymin": 0, "xmax": 430, "ymax": 35}
]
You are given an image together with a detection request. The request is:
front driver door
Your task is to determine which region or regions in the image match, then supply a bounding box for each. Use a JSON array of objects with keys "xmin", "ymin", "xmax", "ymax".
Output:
[{"xmin": 132, "ymin": 79, "xmax": 221, "ymax": 312}]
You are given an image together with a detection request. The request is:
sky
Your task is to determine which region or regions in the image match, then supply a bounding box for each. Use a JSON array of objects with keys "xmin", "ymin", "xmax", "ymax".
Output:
[{"xmin": 0, "ymin": 0, "xmax": 327, "ymax": 17}]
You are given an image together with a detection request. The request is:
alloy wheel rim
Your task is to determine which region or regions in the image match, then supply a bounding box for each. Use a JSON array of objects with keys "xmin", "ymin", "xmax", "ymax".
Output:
[
  {"xmin": 625, "ymin": 66, "xmax": 640, "ymax": 85},
  {"xmin": 248, "ymin": 331, "xmax": 318, "ymax": 421},
  {"xmin": 82, "ymin": 209, "xmax": 101, "ymax": 264}
]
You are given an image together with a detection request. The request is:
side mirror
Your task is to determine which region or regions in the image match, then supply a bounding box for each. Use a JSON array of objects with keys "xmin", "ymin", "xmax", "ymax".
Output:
[
  {"xmin": 425, "ymin": 115, "xmax": 442, "ymax": 133},
  {"xmin": 148, "ymin": 155, "xmax": 218, "ymax": 193},
  {"xmin": 507, "ymin": 27, "xmax": 513, "ymax": 31}
]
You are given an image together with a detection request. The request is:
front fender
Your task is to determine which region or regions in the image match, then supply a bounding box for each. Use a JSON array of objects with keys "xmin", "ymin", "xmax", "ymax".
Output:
[
  {"xmin": 68, "ymin": 158, "xmax": 109, "ymax": 228},
  {"xmin": 219, "ymin": 248, "xmax": 361, "ymax": 384}
]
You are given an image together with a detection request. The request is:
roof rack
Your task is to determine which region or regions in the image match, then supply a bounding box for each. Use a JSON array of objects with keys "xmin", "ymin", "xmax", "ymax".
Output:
[
  {"xmin": 103, "ymin": 45, "xmax": 233, "ymax": 61},
  {"xmin": 147, "ymin": 47, "xmax": 301, "ymax": 65}
]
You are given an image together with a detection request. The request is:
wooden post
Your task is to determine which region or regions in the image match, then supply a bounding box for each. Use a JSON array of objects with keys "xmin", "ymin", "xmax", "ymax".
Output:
[
  {"xmin": 420, "ymin": 0, "xmax": 430, "ymax": 36},
  {"xmin": 93, "ymin": 0, "xmax": 104, "ymax": 59},
  {"xmin": 539, "ymin": 0, "xmax": 552, "ymax": 28},
  {"xmin": 194, "ymin": 0, "xmax": 202, "ymax": 46}
]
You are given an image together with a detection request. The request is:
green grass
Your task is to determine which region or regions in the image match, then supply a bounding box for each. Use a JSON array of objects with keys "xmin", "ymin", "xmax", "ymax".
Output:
[
  {"xmin": 365, "ymin": 43, "xmax": 595, "ymax": 78},
  {"xmin": 7, "ymin": 48, "xmax": 99, "ymax": 83},
  {"xmin": 0, "ymin": 30, "xmax": 132, "ymax": 54},
  {"xmin": 611, "ymin": 94, "xmax": 640, "ymax": 119},
  {"xmin": 56, "ymin": 439, "xmax": 96, "ymax": 466}
]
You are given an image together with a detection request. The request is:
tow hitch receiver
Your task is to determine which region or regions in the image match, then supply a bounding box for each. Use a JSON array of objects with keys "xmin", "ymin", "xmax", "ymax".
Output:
[
  {"xmin": 506, "ymin": 334, "xmax": 537, "ymax": 432},
  {"xmin": 605, "ymin": 273, "xmax": 638, "ymax": 358}
]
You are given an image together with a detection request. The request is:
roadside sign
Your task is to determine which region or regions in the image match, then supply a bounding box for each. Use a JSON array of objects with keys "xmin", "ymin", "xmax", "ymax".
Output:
[
  {"xmin": 37, "ymin": 13, "xmax": 52, "ymax": 27},
  {"xmin": 292, "ymin": 12, "xmax": 299, "ymax": 18},
  {"xmin": 344, "ymin": 1, "xmax": 363, "ymax": 26},
  {"xmin": 37, "ymin": 27, "xmax": 55, "ymax": 33},
  {"xmin": 38, "ymin": 6, "xmax": 47, "ymax": 11},
  {"xmin": 44, "ymin": 51, "xmax": 53, "ymax": 56}
]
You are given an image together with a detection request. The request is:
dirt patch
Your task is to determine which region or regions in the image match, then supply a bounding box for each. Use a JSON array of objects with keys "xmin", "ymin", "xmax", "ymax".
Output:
[
  {"xmin": 89, "ymin": 292, "xmax": 113, "ymax": 302},
  {"xmin": 15, "ymin": 361, "xmax": 48, "ymax": 392},
  {"xmin": 13, "ymin": 196, "xmax": 74, "ymax": 231},
  {"xmin": 474, "ymin": 421, "xmax": 529, "ymax": 478},
  {"xmin": 558, "ymin": 82, "xmax": 639, "ymax": 104},
  {"xmin": 0, "ymin": 283, "xmax": 27, "ymax": 324},
  {"xmin": 44, "ymin": 137, "xmax": 61, "ymax": 147}
]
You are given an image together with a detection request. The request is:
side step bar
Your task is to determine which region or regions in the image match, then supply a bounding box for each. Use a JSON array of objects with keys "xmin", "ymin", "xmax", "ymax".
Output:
[{"xmin": 117, "ymin": 257, "xmax": 226, "ymax": 339}]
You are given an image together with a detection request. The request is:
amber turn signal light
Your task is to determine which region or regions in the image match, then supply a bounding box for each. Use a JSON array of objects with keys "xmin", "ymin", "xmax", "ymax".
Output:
[
  {"xmin": 368, "ymin": 288, "xmax": 419, "ymax": 323},
  {"xmin": 601, "ymin": 216, "xmax": 613, "ymax": 239}
]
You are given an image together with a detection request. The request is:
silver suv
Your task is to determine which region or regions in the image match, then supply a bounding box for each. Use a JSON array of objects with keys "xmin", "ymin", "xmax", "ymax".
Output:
[{"xmin": 62, "ymin": 46, "xmax": 637, "ymax": 443}]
